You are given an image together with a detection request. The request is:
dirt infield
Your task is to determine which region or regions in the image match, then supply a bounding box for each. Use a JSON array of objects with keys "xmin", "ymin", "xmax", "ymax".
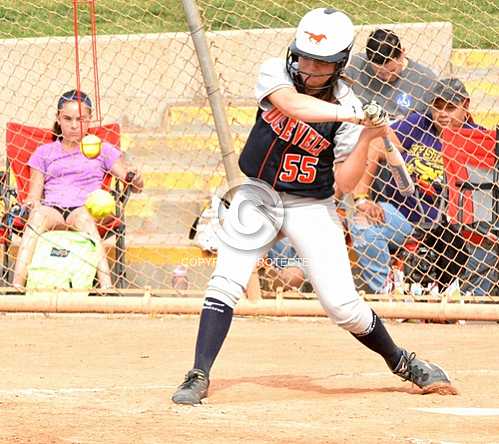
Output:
[{"xmin": 0, "ymin": 314, "xmax": 498, "ymax": 444}]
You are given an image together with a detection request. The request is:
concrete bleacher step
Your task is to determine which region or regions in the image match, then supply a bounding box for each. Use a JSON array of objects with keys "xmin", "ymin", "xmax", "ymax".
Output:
[
  {"xmin": 122, "ymin": 187, "xmax": 215, "ymax": 288},
  {"xmin": 120, "ymin": 128, "xmax": 233, "ymax": 274},
  {"xmin": 451, "ymin": 49, "xmax": 499, "ymax": 71},
  {"xmin": 166, "ymin": 105, "xmax": 256, "ymax": 128},
  {"xmin": 125, "ymin": 190, "xmax": 206, "ymax": 237},
  {"xmin": 122, "ymin": 131, "xmax": 248, "ymax": 156},
  {"xmin": 131, "ymin": 169, "xmax": 225, "ymax": 191},
  {"xmin": 451, "ymin": 49, "xmax": 499, "ymax": 128},
  {"xmin": 124, "ymin": 245, "xmax": 215, "ymax": 289},
  {"xmin": 119, "ymin": 128, "xmax": 232, "ymax": 284},
  {"xmin": 121, "ymin": 132, "xmax": 243, "ymax": 192}
]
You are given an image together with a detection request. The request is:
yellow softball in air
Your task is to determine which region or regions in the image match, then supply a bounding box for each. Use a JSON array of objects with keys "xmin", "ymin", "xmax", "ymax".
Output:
[
  {"xmin": 85, "ymin": 190, "xmax": 115, "ymax": 219},
  {"xmin": 80, "ymin": 134, "xmax": 102, "ymax": 159}
]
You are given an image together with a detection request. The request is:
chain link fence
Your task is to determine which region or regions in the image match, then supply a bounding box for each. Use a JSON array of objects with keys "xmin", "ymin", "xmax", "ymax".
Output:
[{"xmin": 0, "ymin": 1, "xmax": 498, "ymax": 312}]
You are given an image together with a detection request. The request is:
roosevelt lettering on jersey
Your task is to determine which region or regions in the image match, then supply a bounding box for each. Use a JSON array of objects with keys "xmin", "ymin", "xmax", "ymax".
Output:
[
  {"xmin": 261, "ymin": 108, "xmax": 331, "ymax": 156},
  {"xmin": 291, "ymin": 121, "xmax": 308, "ymax": 144},
  {"xmin": 280, "ymin": 118, "xmax": 297, "ymax": 141},
  {"xmin": 239, "ymin": 106, "xmax": 340, "ymax": 199},
  {"xmin": 262, "ymin": 107, "xmax": 287, "ymax": 134}
]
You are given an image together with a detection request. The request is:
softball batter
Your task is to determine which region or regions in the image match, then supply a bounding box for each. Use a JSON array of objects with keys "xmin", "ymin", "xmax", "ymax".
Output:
[{"xmin": 172, "ymin": 8, "xmax": 455, "ymax": 405}]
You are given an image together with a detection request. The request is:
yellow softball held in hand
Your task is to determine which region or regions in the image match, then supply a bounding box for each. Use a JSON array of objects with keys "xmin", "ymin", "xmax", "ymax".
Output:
[
  {"xmin": 80, "ymin": 134, "xmax": 102, "ymax": 159},
  {"xmin": 85, "ymin": 190, "xmax": 115, "ymax": 219}
]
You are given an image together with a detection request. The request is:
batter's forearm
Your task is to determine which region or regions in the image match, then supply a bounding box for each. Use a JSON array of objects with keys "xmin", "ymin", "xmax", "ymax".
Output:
[
  {"xmin": 284, "ymin": 96, "xmax": 362, "ymax": 123},
  {"xmin": 270, "ymin": 89, "xmax": 363, "ymax": 124}
]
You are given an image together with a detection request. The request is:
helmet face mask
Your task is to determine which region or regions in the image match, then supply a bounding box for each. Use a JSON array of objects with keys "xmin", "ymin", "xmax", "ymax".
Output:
[
  {"xmin": 286, "ymin": 8, "xmax": 354, "ymax": 98},
  {"xmin": 286, "ymin": 47, "xmax": 351, "ymax": 96}
]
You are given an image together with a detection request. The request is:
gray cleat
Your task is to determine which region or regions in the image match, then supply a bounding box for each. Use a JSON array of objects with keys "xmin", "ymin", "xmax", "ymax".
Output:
[
  {"xmin": 172, "ymin": 369, "xmax": 210, "ymax": 405},
  {"xmin": 393, "ymin": 349, "xmax": 457, "ymax": 394}
]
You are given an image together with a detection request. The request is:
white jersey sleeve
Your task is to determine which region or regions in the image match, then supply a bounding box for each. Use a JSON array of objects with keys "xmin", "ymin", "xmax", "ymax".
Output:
[
  {"xmin": 255, "ymin": 58, "xmax": 294, "ymax": 111},
  {"xmin": 332, "ymin": 80, "xmax": 363, "ymax": 164}
]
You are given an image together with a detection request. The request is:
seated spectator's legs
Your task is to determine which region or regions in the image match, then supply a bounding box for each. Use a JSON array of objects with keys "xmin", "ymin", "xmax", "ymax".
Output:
[
  {"xmin": 267, "ymin": 239, "xmax": 305, "ymax": 291},
  {"xmin": 350, "ymin": 202, "xmax": 413, "ymax": 292},
  {"xmin": 416, "ymin": 223, "xmax": 469, "ymax": 289},
  {"xmin": 461, "ymin": 242, "xmax": 498, "ymax": 296},
  {"xmin": 67, "ymin": 207, "xmax": 112, "ymax": 289},
  {"xmin": 13, "ymin": 205, "xmax": 66, "ymax": 288}
]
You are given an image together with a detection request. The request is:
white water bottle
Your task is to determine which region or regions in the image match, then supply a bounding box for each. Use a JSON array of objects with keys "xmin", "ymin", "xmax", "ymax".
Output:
[{"xmin": 172, "ymin": 265, "xmax": 189, "ymax": 290}]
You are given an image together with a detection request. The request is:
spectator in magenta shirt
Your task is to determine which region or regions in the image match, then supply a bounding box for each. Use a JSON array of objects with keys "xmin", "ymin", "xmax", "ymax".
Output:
[{"xmin": 13, "ymin": 90, "xmax": 143, "ymax": 290}]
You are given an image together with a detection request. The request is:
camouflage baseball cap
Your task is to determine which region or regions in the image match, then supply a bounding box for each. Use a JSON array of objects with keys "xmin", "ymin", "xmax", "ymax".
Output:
[{"xmin": 433, "ymin": 78, "xmax": 469, "ymax": 105}]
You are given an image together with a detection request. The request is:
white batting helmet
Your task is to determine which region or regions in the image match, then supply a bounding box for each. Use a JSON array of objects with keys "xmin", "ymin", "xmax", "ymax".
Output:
[{"xmin": 286, "ymin": 8, "xmax": 355, "ymax": 96}]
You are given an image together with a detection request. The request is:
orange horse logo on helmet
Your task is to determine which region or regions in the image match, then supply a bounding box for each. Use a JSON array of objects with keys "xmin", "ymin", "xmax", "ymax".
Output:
[{"xmin": 304, "ymin": 31, "xmax": 328, "ymax": 44}]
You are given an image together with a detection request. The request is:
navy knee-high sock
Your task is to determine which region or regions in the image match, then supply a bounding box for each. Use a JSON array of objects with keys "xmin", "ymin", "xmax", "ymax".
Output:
[
  {"xmin": 352, "ymin": 310, "xmax": 402, "ymax": 370},
  {"xmin": 193, "ymin": 297, "xmax": 234, "ymax": 375}
]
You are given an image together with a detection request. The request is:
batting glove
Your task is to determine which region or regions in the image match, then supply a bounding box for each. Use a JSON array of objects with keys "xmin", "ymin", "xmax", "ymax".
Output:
[{"xmin": 361, "ymin": 101, "xmax": 389, "ymax": 128}]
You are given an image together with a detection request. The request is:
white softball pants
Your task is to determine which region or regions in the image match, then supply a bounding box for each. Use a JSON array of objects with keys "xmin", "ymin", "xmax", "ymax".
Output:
[{"xmin": 206, "ymin": 188, "xmax": 374, "ymax": 334}]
